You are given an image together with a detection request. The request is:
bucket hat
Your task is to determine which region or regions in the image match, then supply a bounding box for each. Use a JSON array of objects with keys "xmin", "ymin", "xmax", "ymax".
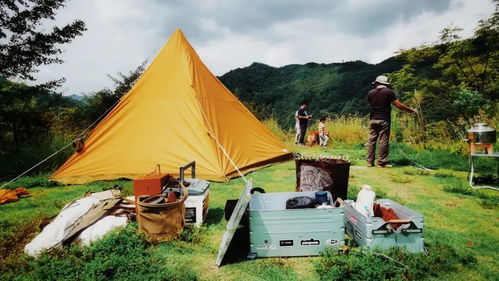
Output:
[{"xmin": 372, "ymin": 75, "xmax": 390, "ymax": 85}]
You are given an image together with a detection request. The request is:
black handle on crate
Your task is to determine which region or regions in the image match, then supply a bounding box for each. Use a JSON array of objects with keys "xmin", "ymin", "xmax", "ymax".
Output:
[
  {"xmin": 372, "ymin": 228, "xmax": 394, "ymax": 236},
  {"xmin": 179, "ymin": 161, "xmax": 196, "ymax": 183},
  {"xmin": 250, "ymin": 187, "xmax": 266, "ymax": 194},
  {"xmin": 401, "ymin": 226, "xmax": 423, "ymax": 235}
]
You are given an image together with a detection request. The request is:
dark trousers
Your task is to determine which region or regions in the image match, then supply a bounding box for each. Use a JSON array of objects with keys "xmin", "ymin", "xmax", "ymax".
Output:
[
  {"xmin": 298, "ymin": 124, "xmax": 308, "ymax": 144},
  {"xmin": 367, "ymin": 119, "xmax": 390, "ymax": 165}
]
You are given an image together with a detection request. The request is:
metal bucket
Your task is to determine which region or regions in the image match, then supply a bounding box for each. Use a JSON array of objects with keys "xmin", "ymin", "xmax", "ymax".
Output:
[{"xmin": 467, "ymin": 123, "xmax": 496, "ymax": 144}]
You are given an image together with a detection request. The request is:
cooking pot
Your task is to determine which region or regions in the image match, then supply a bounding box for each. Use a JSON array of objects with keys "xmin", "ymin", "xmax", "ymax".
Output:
[{"xmin": 467, "ymin": 123, "xmax": 497, "ymax": 144}]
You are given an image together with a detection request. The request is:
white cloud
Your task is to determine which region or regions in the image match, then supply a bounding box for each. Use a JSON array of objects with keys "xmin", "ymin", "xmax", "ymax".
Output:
[{"xmin": 29, "ymin": 0, "xmax": 495, "ymax": 95}]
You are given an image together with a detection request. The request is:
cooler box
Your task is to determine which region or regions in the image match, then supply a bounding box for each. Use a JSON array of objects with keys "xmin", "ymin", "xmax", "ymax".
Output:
[
  {"xmin": 344, "ymin": 199, "xmax": 424, "ymax": 253},
  {"xmin": 249, "ymin": 191, "xmax": 344, "ymax": 258},
  {"xmin": 184, "ymin": 178, "xmax": 210, "ymax": 226}
]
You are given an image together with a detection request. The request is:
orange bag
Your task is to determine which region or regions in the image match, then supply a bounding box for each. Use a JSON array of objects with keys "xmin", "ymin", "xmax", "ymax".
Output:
[{"xmin": 0, "ymin": 187, "xmax": 31, "ymax": 205}]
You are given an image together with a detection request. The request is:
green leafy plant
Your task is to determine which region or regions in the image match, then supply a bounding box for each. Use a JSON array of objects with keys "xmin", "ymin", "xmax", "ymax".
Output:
[
  {"xmin": 12, "ymin": 225, "xmax": 200, "ymax": 281},
  {"xmin": 314, "ymin": 243, "xmax": 476, "ymax": 281}
]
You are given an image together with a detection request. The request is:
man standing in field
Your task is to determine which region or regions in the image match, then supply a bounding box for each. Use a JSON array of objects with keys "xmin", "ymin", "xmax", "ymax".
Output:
[
  {"xmin": 366, "ymin": 75, "xmax": 416, "ymax": 167},
  {"xmin": 296, "ymin": 102, "xmax": 312, "ymax": 145}
]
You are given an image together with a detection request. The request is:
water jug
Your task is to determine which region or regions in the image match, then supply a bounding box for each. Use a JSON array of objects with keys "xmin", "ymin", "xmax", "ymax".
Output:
[{"xmin": 355, "ymin": 184, "xmax": 375, "ymax": 217}]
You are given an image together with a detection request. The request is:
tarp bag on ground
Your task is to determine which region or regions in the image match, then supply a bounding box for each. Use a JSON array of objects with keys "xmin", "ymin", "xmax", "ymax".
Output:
[
  {"xmin": 25, "ymin": 190, "xmax": 129, "ymax": 257},
  {"xmin": 136, "ymin": 185, "xmax": 188, "ymax": 241},
  {"xmin": 295, "ymin": 157, "xmax": 350, "ymax": 201}
]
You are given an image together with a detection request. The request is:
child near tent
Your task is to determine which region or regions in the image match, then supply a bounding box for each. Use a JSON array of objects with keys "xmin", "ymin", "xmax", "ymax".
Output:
[{"xmin": 318, "ymin": 117, "xmax": 329, "ymax": 148}]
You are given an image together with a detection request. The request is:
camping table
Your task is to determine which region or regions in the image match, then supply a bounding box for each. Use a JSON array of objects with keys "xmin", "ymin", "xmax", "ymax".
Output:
[{"xmin": 468, "ymin": 152, "xmax": 499, "ymax": 191}]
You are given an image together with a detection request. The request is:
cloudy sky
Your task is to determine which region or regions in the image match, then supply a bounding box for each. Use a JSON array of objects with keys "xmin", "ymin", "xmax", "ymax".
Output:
[{"xmin": 32, "ymin": 0, "xmax": 495, "ymax": 95}]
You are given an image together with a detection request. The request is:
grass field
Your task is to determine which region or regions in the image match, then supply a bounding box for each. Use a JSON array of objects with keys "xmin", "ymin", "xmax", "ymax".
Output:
[{"xmin": 1, "ymin": 144, "xmax": 498, "ymax": 280}]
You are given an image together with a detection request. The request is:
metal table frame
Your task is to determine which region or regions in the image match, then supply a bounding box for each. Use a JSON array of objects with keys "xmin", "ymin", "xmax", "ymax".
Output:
[{"xmin": 468, "ymin": 152, "xmax": 499, "ymax": 191}]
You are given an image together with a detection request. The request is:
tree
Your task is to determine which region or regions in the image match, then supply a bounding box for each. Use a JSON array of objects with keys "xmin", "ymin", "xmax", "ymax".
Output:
[
  {"xmin": 79, "ymin": 61, "xmax": 148, "ymax": 127},
  {"xmin": 391, "ymin": 0, "xmax": 499, "ymax": 122},
  {"xmin": 0, "ymin": 0, "xmax": 86, "ymax": 81}
]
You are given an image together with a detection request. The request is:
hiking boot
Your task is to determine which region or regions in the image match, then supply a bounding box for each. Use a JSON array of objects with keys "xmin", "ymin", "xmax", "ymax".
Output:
[
  {"xmin": 376, "ymin": 164, "xmax": 393, "ymax": 168},
  {"xmin": 367, "ymin": 163, "xmax": 374, "ymax": 167}
]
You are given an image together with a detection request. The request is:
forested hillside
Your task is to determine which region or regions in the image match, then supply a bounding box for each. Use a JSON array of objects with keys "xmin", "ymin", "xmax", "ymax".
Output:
[
  {"xmin": 220, "ymin": 4, "xmax": 498, "ymax": 131},
  {"xmin": 1, "ymin": 0, "xmax": 497, "ymax": 179},
  {"xmin": 219, "ymin": 58, "xmax": 402, "ymax": 128}
]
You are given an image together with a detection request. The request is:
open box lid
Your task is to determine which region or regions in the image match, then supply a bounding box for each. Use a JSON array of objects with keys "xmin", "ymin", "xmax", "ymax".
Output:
[
  {"xmin": 184, "ymin": 178, "xmax": 210, "ymax": 195},
  {"xmin": 215, "ymin": 179, "xmax": 253, "ymax": 267}
]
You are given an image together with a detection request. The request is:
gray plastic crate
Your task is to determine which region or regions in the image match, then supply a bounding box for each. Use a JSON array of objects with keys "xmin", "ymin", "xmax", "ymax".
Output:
[
  {"xmin": 249, "ymin": 191, "xmax": 344, "ymax": 258},
  {"xmin": 344, "ymin": 199, "xmax": 424, "ymax": 253}
]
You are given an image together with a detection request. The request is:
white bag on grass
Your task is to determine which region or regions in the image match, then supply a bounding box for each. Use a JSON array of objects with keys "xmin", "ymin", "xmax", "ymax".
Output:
[
  {"xmin": 75, "ymin": 215, "xmax": 128, "ymax": 246},
  {"xmin": 24, "ymin": 197, "xmax": 101, "ymax": 256}
]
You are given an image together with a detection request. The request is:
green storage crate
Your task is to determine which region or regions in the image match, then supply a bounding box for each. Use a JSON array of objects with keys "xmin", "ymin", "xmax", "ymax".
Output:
[
  {"xmin": 249, "ymin": 191, "xmax": 344, "ymax": 258},
  {"xmin": 344, "ymin": 199, "xmax": 424, "ymax": 253}
]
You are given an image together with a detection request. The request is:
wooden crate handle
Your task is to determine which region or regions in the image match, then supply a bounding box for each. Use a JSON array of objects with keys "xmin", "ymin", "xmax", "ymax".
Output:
[{"xmin": 387, "ymin": 219, "xmax": 411, "ymax": 224}]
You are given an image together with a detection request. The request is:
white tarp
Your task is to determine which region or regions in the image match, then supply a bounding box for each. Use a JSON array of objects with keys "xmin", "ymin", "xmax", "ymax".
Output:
[
  {"xmin": 24, "ymin": 192, "xmax": 128, "ymax": 257},
  {"xmin": 75, "ymin": 215, "xmax": 128, "ymax": 246},
  {"xmin": 25, "ymin": 197, "xmax": 101, "ymax": 256}
]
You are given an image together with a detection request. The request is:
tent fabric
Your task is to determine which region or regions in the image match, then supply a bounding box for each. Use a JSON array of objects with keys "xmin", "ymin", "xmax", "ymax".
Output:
[{"xmin": 51, "ymin": 29, "xmax": 291, "ymax": 184}]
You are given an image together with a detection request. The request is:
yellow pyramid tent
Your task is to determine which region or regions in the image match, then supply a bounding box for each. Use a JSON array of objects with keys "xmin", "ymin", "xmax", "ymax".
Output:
[{"xmin": 51, "ymin": 29, "xmax": 292, "ymax": 184}]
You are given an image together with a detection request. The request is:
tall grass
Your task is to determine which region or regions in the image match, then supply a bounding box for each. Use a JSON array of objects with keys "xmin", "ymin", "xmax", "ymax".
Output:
[
  {"xmin": 265, "ymin": 111, "xmax": 498, "ymax": 156},
  {"xmin": 263, "ymin": 115, "xmax": 496, "ymax": 173},
  {"xmin": 392, "ymin": 108, "xmax": 499, "ymax": 153},
  {"xmin": 323, "ymin": 116, "xmax": 368, "ymax": 144},
  {"xmin": 265, "ymin": 115, "xmax": 369, "ymax": 145},
  {"xmin": 263, "ymin": 118, "xmax": 292, "ymax": 143}
]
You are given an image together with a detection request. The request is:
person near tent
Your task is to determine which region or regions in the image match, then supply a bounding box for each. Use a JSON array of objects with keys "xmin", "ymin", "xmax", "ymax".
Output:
[
  {"xmin": 294, "ymin": 110, "xmax": 301, "ymax": 144},
  {"xmin": 296, "ymin": 102, "xmax": 312, "ymax": 146},
  {"xmin": 366, "ymin": 75, "xmax": 416, "ymax": 168},
  {"xmin": 318, "ymin": 116, "xmax": 329, "ymax": 148}
]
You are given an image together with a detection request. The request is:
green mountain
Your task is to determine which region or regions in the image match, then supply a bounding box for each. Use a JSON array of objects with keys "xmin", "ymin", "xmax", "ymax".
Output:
[{"xmin": 219, "ymin": 57, "xmax": 402, "ymax": 128}]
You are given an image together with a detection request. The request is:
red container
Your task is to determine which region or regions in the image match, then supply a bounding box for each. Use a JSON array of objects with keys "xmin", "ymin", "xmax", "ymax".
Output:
[{"xmin": 133, "ymin": 173, "xmax": 170, "ymax": 202}]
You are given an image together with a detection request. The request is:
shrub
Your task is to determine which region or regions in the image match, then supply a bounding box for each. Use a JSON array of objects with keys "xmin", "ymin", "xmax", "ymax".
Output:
[
  {"xmin": 314, "ymin": 242, "xmax": 476, "ymax": 281},
  {"xmin": 0, "ymin": 135, "xmax": 74, "ymax": 181},
  {"xmin": 179, "ymin": 225, "xmax": 208, "ymax": 244},
  {"xmin": 5, "ymin": 224, "xmax": 200, "ymax": 281},
  {"xmin": 1, "ymin": 173, "xmax": 62, "ymax": 189},
  {"xmin": 433, "ymin": 172, "xmax": 457, "ymax": 179}
]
